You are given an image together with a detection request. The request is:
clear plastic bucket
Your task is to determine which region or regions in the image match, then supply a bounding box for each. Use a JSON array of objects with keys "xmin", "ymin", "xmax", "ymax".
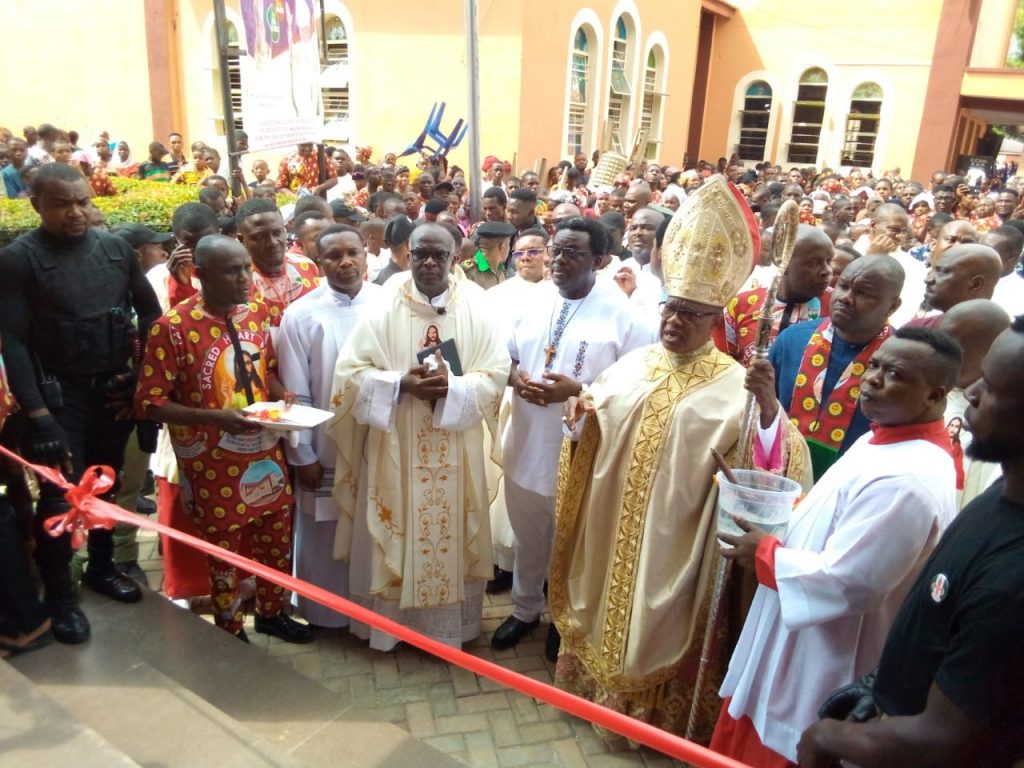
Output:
[{"xmin": 716, "ymin": 469, "xmax": 802, "ymax": 543}]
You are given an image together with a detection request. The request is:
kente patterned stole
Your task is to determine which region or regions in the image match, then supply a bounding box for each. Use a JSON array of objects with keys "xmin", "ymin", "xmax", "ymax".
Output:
[{"xmin": 789, "ymin": 318, "xmax": 893, "ymax": 478}]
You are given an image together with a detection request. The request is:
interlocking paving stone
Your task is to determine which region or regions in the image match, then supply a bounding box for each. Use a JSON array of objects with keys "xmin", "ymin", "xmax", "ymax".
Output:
[{"xmin": 136, "ymin": 527, "xmax": 691, "ymax": 767}]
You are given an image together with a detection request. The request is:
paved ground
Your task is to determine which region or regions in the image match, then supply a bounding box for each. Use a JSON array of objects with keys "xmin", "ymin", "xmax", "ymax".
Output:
[{"xmin": 136, "ymin": 528, "xmax": 687, "ymax": 768}]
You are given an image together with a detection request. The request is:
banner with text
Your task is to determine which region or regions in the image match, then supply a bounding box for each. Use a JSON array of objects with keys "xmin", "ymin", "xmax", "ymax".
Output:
[{"xmin": 239, "ymin": 0, "xmax": 322, "ymax": 151}]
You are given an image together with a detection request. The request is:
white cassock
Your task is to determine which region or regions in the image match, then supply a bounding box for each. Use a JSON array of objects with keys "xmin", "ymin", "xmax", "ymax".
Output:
[
  {"xmin": 485, "ymin": 276, "xmax": 550, "ymax": 571},
  {"xmin": 276, "ymin": 280, "xmax": 383, "ymax": 627},
  {"xmin": 503, "ymin": 280, "xmax": 656, "ymax": 621},
  {"xmin": 327, "ymin": 275, "xmax": 510, "ymax": 650},
  {"xmin": 596, "ymin": 260, "xmax": 663, "ymax": 335},
  {"xmin": 720, "ymin": 431, "xmax": 956, "ymax": 761}
]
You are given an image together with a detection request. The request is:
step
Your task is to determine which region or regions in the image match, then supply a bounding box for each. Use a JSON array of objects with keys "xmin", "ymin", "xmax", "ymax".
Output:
[
  {"xmin": 9, "ymin": 588, "xmax": 462, "ymax": 768},
  {"xmin": 0, "ymin": 658, "xmax": 140, "ymax": 768}
]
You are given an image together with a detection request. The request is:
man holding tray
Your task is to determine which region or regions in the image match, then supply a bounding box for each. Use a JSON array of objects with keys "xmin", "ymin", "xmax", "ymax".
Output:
[{"xmin": 136, "ymin": 234, "xmax": 313, "ymax": 643}]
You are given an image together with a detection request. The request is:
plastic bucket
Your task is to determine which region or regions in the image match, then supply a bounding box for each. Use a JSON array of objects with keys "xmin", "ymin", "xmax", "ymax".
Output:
[{"xmin": 716, "ymin": 469, "xmax": 802, "ymax": 543}]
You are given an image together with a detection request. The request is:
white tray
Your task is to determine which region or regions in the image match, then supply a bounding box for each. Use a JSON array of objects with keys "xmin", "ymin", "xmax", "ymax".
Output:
[{"xmin": 243, "ymin": 401, "xmax": 334, "ymax": 431}]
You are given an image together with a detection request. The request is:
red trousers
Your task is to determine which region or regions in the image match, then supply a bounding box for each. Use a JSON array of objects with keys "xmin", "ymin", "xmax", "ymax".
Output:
[{"xmin": 204, "ymin": 507, "xmax": 292, "ymax": 633}]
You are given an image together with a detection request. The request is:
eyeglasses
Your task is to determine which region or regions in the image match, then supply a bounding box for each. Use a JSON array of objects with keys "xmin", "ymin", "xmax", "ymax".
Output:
[
  {"xmin": 512, "ymin": 247, "xmax": 546, "ymax": 260},
  {"xmin": 659, "ymin": 302, "xmax": 719, "ymax": 320},
  {"xmin": 410, "ymin": 249, "xmax": 450, "ymax": 264},
  {"xmin": 613, "ymin": 182, "xmax": 628, "ymax": 188},
  {"xmin": 547, "ymin": 245, "xmax": 592, "ymax": 260}
]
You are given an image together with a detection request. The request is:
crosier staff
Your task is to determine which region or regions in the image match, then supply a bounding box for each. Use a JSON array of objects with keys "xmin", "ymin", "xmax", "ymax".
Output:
[{"xmin": 685, "ymin": 199, "xmax": 800, "ymax": 741}]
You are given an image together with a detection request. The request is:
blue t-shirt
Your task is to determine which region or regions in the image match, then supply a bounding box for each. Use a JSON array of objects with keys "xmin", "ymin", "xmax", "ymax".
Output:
[
  {"xmin": 2, "ymin": 164, "xmax": 27, "ymax": 198},
  {"xmin": 769, "ymin": 319, "xmax": 872, "ymax": 459}
]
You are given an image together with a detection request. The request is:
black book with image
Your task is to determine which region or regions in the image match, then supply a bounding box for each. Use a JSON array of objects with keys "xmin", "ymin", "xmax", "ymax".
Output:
[{"xmin": 416, "ymin": 338, "xmax": 462, "ymax": 376}]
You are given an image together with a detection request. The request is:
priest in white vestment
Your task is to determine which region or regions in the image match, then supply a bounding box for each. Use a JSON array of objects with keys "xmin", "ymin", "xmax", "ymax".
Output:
[
  {"xmin": 277, "ymin": 224, "xmax": 383, "ymax": 627},
  {"xmin": 713, "ymin": 326, "xmax": 961, "ymax": 766},
  {"xmin": 327, "ymin": 223, "xmax": 510, "ymax": 650},
  {"xmin": 550, "ymin": 177, "xmax": 812, "ymax": 744},
  {"xmin": 491, "ymin": 216, "xmax": 656, "ymax": 656}
]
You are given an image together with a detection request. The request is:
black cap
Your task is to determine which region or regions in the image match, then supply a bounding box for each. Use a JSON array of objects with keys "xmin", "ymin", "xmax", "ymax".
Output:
[
  {"xmin": 330, "ymin": 201, "xmax": 367, "ymax": 222},
  {"xmin": 384, "ymin": 214, "xmax": 416, "ymax": 247},
  {"xmin": 599, "ymin": 211, "xmax": 626, "ymax": 230},
  {"xmin": 424, "ymin": 199, "xmax": 448, "ymax": 215},
  {"xmin": 475, "ymin": 221, "xmax": 516, "ymax": 238},
  {"xmin": 111, "ymin": 223, "xmax": 174, "ymax": 249}
]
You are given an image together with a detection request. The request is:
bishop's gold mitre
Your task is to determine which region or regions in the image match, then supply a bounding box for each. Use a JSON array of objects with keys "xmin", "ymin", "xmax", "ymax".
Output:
[{"xmin": 660, "ymin": 175, "xmax": 758, "ymax": 307}]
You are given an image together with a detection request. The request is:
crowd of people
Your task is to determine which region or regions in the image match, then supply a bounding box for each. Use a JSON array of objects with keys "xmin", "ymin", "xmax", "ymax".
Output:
[{"xmin": 1, "ymin": 120, "xmax": 1023, "ymax": 768}]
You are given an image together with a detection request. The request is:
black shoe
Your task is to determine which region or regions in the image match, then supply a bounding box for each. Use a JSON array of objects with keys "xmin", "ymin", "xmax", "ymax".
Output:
[
  {"xmin": 47, "ymin": 601, "xmax": 91, "ymax": 644},
  {"xmin": 83, "ymin": 569, "xmax": 143, "ymax": 603},
  {"xmin": 254, "ymin": 613, "xmax": 314, "ymax": 644},
  {"xmin": 235, "ymin": 628, "xmax": 250, "ymax": 643},
  {"xmin": 491, "ymin": 615, "xmax": 539, "ymax": 650},
  {"xmin": 141, "ymin": 469, "xmax": 155, "ymax": 497},
  {"xmin": 485, "ymin": 566, "xmax": 513, "ymax": 595},
  {"xmin": 118, "ymin": 561, "xmax": 150, "ymax": 588},
  {"xmin": 545, "ymin": 623, "xmax": 561, "ymax": 662},
  {"xmin": 135, "ymin": 494, "xmax": 157, "ymax": 515}
]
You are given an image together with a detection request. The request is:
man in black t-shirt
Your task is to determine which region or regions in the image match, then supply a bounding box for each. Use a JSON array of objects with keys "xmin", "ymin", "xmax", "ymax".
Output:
[{"xmin": 797, "ymin": 317, "xmax": 1024, "ymax": 768}]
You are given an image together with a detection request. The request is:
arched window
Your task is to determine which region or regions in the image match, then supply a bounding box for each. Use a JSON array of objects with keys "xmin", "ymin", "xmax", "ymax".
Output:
[
  {"xmin": 841, "ymin": 82, "xmax": 883, "ymax": 167},
  {"xmin": 738, "ymin": 81, "xmax": 772, "ymax": 161},
  {"xmin": 319, "ymin": 14, "xmax": 350, "ymax": 142},
  {"xmin": 639, "ymin": 46, "xmax": 667, "ymax": 160},
  {"xmin": 566, "ymin": 27, "xmax": 592, "ymax": 157},
  {"xmin": 787, "ymin": 67, "xmax": 828, "ymax": 164},
  {"xmin": 606, "ymin": 16, "xmax": 633, "ymax": 154}
]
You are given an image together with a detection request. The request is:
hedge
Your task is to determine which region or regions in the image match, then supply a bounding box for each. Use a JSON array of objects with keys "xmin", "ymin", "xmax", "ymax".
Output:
[{"xmin": 0, "ymin": 176, "xmax": 293, "ymax": 246}]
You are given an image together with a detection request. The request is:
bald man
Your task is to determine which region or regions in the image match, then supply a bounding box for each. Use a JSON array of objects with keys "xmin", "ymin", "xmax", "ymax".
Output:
[
  {"xmin": 937, "ymin": 299, "xmax": 1011, "ymax": 510},
  {"xmin": 985, "ymin": 225, "xmax": 1024, "ymax": 317},
  {"xmin": 550, "ymin": 202, "xmax": 582, "ymax": 228},
  {"xmin": 770, "ymin": 254, "xmax": 904, "ymax": 478},
  {"xmin": 136, "ymin": 234, "xmax": 312, "ymax": 643},
  {"xmin": 930, "ymin": 220, "xmax": 978, "ymax": 266},
  {"xmin": 908, "ymin": 244, "xmax": 1004, "ymax": 328},
  {"xmin": 623, "ymin": 180, "xmax": 652, "ymax": 220},
  {"xmin": 723, "ymin": 225, "xmax": 834, "ymax": 366},
  {"xmin": 855, "ymin": 203, "xmax": 926, "ymax": 326}
]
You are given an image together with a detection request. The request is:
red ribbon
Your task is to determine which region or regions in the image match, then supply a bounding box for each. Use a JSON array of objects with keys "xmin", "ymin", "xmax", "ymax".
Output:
[{"xmin": 2, "ymin": 444, "xmax": 750, "ymax": 768}]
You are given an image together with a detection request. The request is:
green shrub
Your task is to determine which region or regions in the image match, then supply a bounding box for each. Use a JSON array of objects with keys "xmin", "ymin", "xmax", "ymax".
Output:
[{"xmin": 0, "ymin": 176, "xmax": 295, "ymax": 246}]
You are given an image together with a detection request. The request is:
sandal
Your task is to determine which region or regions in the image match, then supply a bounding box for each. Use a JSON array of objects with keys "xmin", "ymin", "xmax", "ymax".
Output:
[{"xmin": 0, "ymin": 618, "xmax": 54, "ymax": 657}]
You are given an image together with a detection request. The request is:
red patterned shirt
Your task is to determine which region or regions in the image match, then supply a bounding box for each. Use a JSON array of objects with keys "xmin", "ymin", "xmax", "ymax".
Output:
[
  {"xmin": 276, "ymin": 152, "xmax": 336, "ymax": 192},
  {"xmin": 136, "ymin": 295, "xmax": 293, "ymax": 520}
]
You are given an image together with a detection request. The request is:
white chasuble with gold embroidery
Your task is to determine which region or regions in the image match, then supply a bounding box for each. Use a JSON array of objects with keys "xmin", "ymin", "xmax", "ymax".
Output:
[
  {"xmin": 550, "ymin": 343, "xmax": 811, "ymax": 741},
  {"xmin": 327, "ymin": 276, "xmax": 509, "ymax": 648}
]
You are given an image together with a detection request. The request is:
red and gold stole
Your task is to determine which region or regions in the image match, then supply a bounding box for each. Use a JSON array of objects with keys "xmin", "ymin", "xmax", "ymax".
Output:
[{"xmin": 789, "ymin": 319, "xmax": 893, "ymax": 467}]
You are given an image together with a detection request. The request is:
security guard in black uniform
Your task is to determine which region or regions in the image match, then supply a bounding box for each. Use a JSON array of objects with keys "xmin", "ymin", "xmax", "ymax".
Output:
[{"xmin": 0, "ymin": 163, "xmax": 162, "ymax": 644}]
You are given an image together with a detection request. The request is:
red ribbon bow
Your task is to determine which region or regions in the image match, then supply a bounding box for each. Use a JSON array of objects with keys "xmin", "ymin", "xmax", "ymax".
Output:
[{"xmin": 30, "ymin": 462, "xmax": 119, "ymax": 549}]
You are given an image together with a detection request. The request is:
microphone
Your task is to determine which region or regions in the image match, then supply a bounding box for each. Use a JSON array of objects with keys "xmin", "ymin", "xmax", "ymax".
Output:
[{"xmin": 435, "ymin": 306, "xmax": 446, "ymax": 315}]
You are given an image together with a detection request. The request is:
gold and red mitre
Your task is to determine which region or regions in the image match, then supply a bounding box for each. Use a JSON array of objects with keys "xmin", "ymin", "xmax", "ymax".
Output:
[{"xmin": 660, "ymin": 175, "xmax": 758, "ymax": 307}]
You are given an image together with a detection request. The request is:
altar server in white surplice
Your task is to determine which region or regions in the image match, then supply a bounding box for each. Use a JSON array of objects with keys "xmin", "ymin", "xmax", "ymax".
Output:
[
  {"xmin": 712, "ymin": 327, "xmax": 961, "ymax": 767},
  {"xmin": 277, "ymin": 224, "xmax": 383, "ymax": 628},
  {"xmin": 327, "ymin": 223, "xmax": 510, "ymax": 651}
]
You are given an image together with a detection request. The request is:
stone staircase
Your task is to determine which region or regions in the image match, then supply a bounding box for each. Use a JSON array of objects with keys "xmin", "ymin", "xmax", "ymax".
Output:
[{"xmin": 2, "ymin": 588, "xmax": 463, "ymax": 767}]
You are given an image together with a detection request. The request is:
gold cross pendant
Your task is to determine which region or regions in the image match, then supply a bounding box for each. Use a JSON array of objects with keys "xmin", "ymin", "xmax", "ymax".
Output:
[{"xmin": 544, "ymin": 344, "xmax": 556, "ymax": 369}]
